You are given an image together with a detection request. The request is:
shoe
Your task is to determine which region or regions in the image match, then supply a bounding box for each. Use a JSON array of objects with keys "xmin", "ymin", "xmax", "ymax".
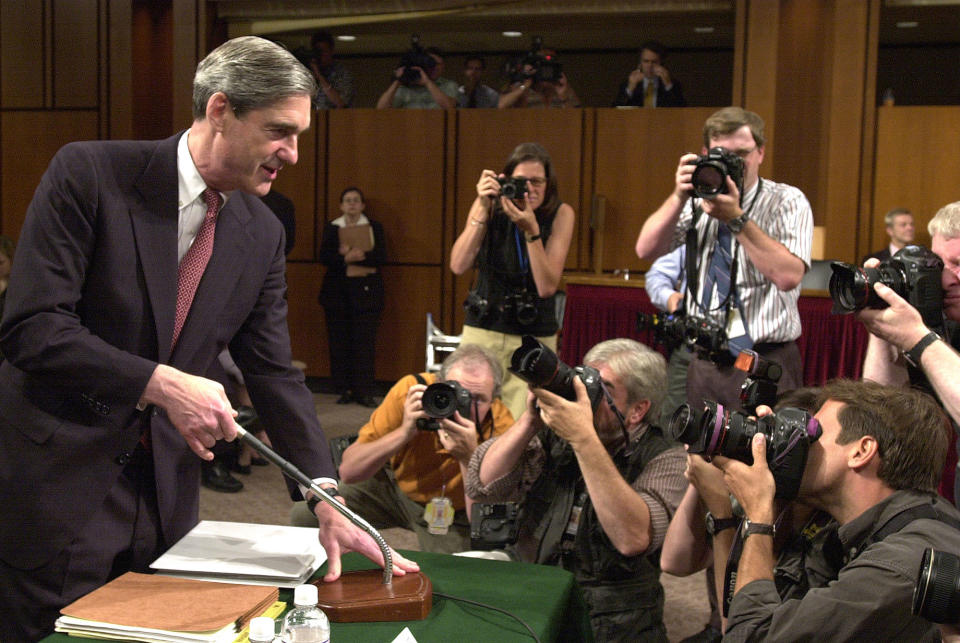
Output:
[
  {"xmin": 336, "ymin": 392, "xmax": 353, "ymax": 405},
  {"xmin": 679, "ymin": 625, "xmax": 722, "ymax": 643},
  {"xmin": 235, "ymin": 405, "xmax": 259, "ymax": 429},
  {"xmin": 230, "ymin": 461, "xmax": 252, "ymax": 475},
  {"xmin": 353, "ymin": 395, "xmax": 379, "ymax": 408},
  {"xmin": 202, "ymin": 460, "xmax": 244, "ymax": 493}
]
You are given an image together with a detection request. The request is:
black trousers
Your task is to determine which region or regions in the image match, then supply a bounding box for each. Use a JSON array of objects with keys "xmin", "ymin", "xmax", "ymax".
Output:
[
  {"xmin": 322, "ymin": 277, "xmax": 383, "ymax": 397},
  {"xmin": 0, "ymin": 446, "xmax": 165, "ymax": 642},
  {"xmin": 686, "ymin": 340, "xmax": 803, "ymax": 412}
]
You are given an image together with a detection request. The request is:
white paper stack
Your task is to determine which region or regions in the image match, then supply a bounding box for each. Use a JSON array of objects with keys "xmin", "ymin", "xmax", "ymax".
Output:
[{"xmin": 150, "ymin": 520, "xmax": 327, "ymax": 588}]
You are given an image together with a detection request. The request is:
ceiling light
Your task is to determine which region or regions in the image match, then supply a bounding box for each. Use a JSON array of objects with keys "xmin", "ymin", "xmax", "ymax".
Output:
[
  {"xmin": 694, "ymin": 27, "xmax": 715, "ymax": 34},
  {"xmin": 896, "ymin": 21, "xmax": 918, "ymax": 28},
  {"xmin": 337, "ymin": 35, "xmax": 356, "ymax": 41},
  {"xmin": 502, "ymin": 31, "xmax": 523, "ymax": 38}
]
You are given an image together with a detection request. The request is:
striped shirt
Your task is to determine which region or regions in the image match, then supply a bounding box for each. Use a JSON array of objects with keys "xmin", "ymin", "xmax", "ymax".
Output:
[{"xmin": 672, "ymin": 178, "xmax": 813, "ymax": 344}]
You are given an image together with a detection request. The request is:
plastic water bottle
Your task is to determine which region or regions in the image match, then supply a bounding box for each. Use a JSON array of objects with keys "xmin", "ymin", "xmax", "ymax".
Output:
[
  {"xmin": 249, "ymin": 616, "xmax": 277, "ymax": 643},
  {"xmin": 282, "ymin": 584, "xmax": 330, "ymax": 643}
]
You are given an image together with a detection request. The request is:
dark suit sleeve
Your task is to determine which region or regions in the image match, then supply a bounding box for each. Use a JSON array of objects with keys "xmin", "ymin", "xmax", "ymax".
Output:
[
  {"xmin": 228, "ymin": 221, "xmax": 336, "ymax": 486},
  {"xmin": 658, "ymin": 80, "xmax": 687, "ymax": 107},
  {"xmin": 358, "ymin": 220, "xmax": 386, "ymax": 268},
  {"xmin": 613, "ymin": 80, "xmax": 641, "ymax": 107},
  {"xmin": 0, "ymin": 143, "xmax": 158, "ymax": 405}
]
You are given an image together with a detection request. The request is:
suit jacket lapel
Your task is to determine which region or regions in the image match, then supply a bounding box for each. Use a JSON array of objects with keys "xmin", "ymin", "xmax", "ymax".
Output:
[{"xmin": 130, "ymin": 134, "xmax": 181, "ymax": 364}]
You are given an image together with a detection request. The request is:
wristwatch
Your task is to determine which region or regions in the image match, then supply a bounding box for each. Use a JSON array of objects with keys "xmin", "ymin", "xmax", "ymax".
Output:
[
  {"xmin": 705, "ymin": 512, "xmax": 740, "ymax": 536},
  {"xmin": 903, "ymin": 331, "xmax": 941, "ymax": 368},
  {"xmin": 726, "ymin": 212, "xmax": 749, "ymax": 234},
  {"xmin": 741, "ymin": 517, "xmax": 776, "ymax": 540}
]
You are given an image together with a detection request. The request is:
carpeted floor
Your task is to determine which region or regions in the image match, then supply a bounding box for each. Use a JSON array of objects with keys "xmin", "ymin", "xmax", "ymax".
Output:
[{"xmin": 199, "ymin": 391, "xmax": 710, "ymax": 641}]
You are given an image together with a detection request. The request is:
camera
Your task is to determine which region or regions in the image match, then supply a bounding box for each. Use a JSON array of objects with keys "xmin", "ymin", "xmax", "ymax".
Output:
[
  {"xmin": 498, "ymin": 176, "xmax": 528, "ymax": 201},
  {"xmin": 735, "ymin": 349, "xmax": 782, "ymax": 414},
  {"xmin": 829, "ymin": 245, "xmax": 944, "ymax": 331},
  {"xmin": 691, "ymin": 147, "xmax": 745, "ymax": 200},
  {"xmin": 397, "ymin": 35, "xmax": 436, "ymax": 86},
  {"xmin": 637, "ymin": 310, "xmax": 687, "ymax": 351},
  {"xmin": 685, "ymin": 315, "xmax": 730, "ymax": 362},
  {"xmin": 502, "ymin": 291, "xmax": 539, "ymax": 326},
  {"xmin": 508, "ymin": 36, "xmax": 563, "ymax": 84},
  {"xmin": 416, "ymin": 380, "xmax": 473, "ymax": 431},
  {"xmin": 669, "ymin": 401, "xmax": 821, "ymax": 499},
  {"xmin": 470, "ymin": 502, "xmax": 521, "ymax": 550},
  {"xmin": 913, "ymin": 548, "xmax": 960, "ymax": 625},
  {"xmin": 509, "ymin": 335, "xmax": 604, "ymax": 409}
]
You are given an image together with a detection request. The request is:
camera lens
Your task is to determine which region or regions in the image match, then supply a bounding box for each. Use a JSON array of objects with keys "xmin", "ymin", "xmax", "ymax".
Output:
[
  {"xmin": 692, "ymin": 163, "xmax": 726, "ymax": 198},
  {"xmin": 422, "ymin": 383, "xmax": 459, "ymax": 418},
  {"xmin": 913, "ymin": 548, "xmax": 960, "ymax": 624},
  {"xmin": 669, "ymin": 401, "xmax": 727, "ymax": 456}
]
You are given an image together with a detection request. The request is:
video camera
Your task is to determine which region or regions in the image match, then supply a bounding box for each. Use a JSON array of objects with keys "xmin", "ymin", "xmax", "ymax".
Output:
[
  {"xmin": 913, "ymin": 548, "xmax": 960, "ymax": 625},
  {"xmin": 470, "ymin": 502, "xmax": 521, "ymax": 550},
  {"xmin": 691, "ymin": 147, "xmax": 745, "ymax": 200},
  {"xmin": 416, "ymin": 380, "xmax": 473, "ymax": 431},
  {"xmin": 508, "ymin": 36, "xmax": 563, "ymax": 84},
  {"xmin": 669, "ymin": 401, "xmax": 821, "ymax": 500},
  {"xmin": 829, "ymin": 245, "xmax": 944, "ymax": 331},
  {"xmin": 509, "ymin": 335, "xmax": 604, "ymax": 409},
  {"xmin": 396, "ymin": 35, "xmax": 436, "ymax": 86}
]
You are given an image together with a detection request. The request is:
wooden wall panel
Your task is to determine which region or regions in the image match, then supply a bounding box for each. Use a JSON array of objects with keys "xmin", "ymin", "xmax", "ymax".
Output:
[
  {"xmin": 53, "ymin": 0, "xmax": 98, "ymax": 108},
  {"xmin": 326, "ymin": 109, "xmax": 447, "ymax": 265},
  {"xmin": 1, "ymin": 0, "xmax": 45, "ymax": 108},
  {"xmin": 873, "ymin": 106, "xmax": 960, "ymax": 251},
  {"xmin": 593, "ymin": 108, "xmax": 716, "ymax": 272},
  {"xmin": 1, "ymin": 110, "xmax": 98, "ymax": 239},
  {"xmin": 270, "ymin": 111, "xmax": 319, "ymax": 261},
  {"xmin": 742, "ymin": 0, "xmax": 780, "ymax": 177},
  {"xmin": 286, "ymin": 262, "xmax": 443, "ymax": 382}
]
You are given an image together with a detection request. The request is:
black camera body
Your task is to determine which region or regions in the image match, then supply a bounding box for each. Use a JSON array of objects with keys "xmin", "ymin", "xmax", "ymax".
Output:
[
  {"xmin": 509, "ymin": 36, "xmax": 563, "ymax": 84},
  {"xmin": 670, "ymin": 401, "xmax": 821, "ymax": 500},
  {"xmin": 829, "ymin": 245, "xmax": 944, "ymax": 330},
  {"xmin": 502, "ymin": 291, "xmax": 538, "ymax": 326},
  {"xmin": 735, "ymin": 349, "xmax": 783, "ymax": 414},
  {"xmin": 913, "ymin": 548, "xmax": 960, "ymax": 625},
  {"xmin": 510, "ymin": 335, "xmax": 604, "ymax": 409},
  {"xmin": 691, "ymin": 147, "xmax": 746, "ymax": 200},
  {"xmin": 637, "ymin": 310, "xmax": 687, "ymax": 351},
  {"xmin": 498, "ymin": 176, "xmax": 528, "ymax": 201},
  {"xmin": 397, "ymin": 35, "xmax": 436, "ymax": 86},
  {"xmin": 470, "ymin": 502, "xmax": 521, "ymax": 550},
  {"xmin": 684, "ymin": 315, "xmax": 730, "ymax": 361},
  {"xmin": 416, "ymin": 380, "xmax": 473, "ymax": 431}
]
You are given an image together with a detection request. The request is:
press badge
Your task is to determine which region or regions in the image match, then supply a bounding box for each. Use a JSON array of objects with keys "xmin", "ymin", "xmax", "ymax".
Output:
[
  {"xmin": 726, "ymin": 308, "xmax": 747, "ymax": 339},
  {"xmin": 424, "ymin": 496, "xmax": 454, "ymax": 535}
]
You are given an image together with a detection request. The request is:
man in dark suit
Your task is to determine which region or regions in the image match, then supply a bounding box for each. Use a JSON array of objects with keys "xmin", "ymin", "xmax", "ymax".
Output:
[
  {"xmin": 0, "ymin": 36, "xmax": 416, "ymax": 641},
  {"xmin": 613, "ymin": 40, "xmax": 687, "ymax": 108},
  {"xmin": 862, "ymin": 206, "xmax": 915, "ymax": 264}
]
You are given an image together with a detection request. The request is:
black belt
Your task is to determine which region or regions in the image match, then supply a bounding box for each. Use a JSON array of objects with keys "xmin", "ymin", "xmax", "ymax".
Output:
[{"xmin": 752, "ymin": 340, "xmax": 794, "ymax": 353}]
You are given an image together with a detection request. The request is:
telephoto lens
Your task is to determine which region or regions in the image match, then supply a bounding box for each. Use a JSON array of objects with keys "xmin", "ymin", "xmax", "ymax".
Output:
[{"xmin": 913, "ymin": 548, "xmax": 960, "ymax": 624}]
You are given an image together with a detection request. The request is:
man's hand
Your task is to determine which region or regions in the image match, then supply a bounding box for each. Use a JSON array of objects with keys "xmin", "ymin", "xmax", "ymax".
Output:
[
  {"xmin": 140, "ymin": 364, "xmax": 237, "ymax": 460},
  {"xmin": 626, "ymin": 68, "xmax": 644, "ymax": 94},
  {"xmin": 673, "ymin": 153, "xmax": 698, "ymax": 200},
  {"xmin": 653, "ymin": 63, "xmax": 672, "ymax": 87},
  {"xmin": 533, "ymin": 377, "xmax": 595, "ymax": 448},
  {"xmin": 666, "ymin": 291, "xmax": 684, "ymax": 313},
  {"xmin": 700, "ymin": 175, "xmax": 743, "ymax": 224},
  {"xmin": 712, "ymin": 433, "xmax": 776, "ymax": 524},
  {"xmin": 685, "ymin": 451, "xmax": 733, "ymax": 517},
  {"xmin": 437, "ymin": 412, "xmax": 479, "ymax": 463},
  {"xmin": 856, "ymin": 281, "xmax": 930, "ymax": 352},
  {"xmin": 314, "ymin": 498, "xmax": 419, "ymax": 582},
  {"xmin": 399, "ymin": 384, "xmax": 429, "ymax": 436}
]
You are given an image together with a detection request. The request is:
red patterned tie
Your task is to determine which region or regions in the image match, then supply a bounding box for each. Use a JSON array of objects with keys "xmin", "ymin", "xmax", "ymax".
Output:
[{"xmin": 172, "ymin": 188, "xmax": 221, "ymax": 348}]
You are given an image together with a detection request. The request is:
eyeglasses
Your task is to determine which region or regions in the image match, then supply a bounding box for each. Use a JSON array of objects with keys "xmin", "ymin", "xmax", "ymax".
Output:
[
  {"xmin": 733, "ymin": 147, "xmax": 756, "ymax": 159},
  {"xmin": 515, "ymin": 176, "xmax": 547, "ymax": 187}
]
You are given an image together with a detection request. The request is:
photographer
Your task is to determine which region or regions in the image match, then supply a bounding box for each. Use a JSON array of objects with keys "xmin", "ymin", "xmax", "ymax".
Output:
[
  {"xmin": 714, "ymin": 380, "xmax": 960, "ymax": 641},
  {"xmin": 498, "ymin": 46, "xmax": 580, "ymax": 109},
  {"xmin": 306, "ymin": 30, "xmax": 354, "ymax": 109},
  {"xmin": 859, "ymin": 201, "xmax": 960, "ymax": 505},
  {"xmin": 450, "ymin": 142, "xmax": 575, "ymax": 420},
  {"xmin": 634, "ymin": 107, "xmax": 813, "ymax": 413},
  {"xmin": 376, "ymin": 46, "xmax": 457, "ymax": 110},
  {"xmin": 291, "ymin": 344, "xmax": 513, "ymax": 553},
  {"xmin": 465, "ymin": 339, "xmax": 686, "ymax": 641}
]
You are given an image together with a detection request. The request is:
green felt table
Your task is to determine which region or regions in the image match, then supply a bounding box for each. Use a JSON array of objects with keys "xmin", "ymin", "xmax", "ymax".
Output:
[{"xmin": 44, "ymin": 550, "xmax": 592, "ymax": 642}]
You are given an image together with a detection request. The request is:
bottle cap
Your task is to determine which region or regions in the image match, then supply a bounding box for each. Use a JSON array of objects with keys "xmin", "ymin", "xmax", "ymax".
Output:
[
  {"xmin": 249, "ymin": 616, "xmax": 275, "ymax": 641},
  {"xmin": 293, "ymin": 583, "xmax": 319, "ymax": 607}
]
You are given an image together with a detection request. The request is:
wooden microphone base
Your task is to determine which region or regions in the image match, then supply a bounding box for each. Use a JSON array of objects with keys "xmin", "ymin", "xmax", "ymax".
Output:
[{"xmin": 312, "ymin": 570, "xmax": 432, "ymax": 622}]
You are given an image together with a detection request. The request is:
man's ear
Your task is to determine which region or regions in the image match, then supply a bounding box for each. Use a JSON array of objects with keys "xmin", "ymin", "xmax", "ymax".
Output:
[
  {"xmin": 628, "ymin": 399, "xmax": 651, "ymax": 426},
  {"xmin": 206, "ymin": 92, "xmax": 231, "ymax": 131},
  {"xmin": 847, "ymin": 435, "xmax": 880, "ymax": 472}
]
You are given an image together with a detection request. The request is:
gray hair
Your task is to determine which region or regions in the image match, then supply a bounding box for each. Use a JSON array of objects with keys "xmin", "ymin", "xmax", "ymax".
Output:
[
  {"xmin": 192, "ymin": 36, "xmax": 317, "ymax": 119},
  {"xmin": 928, "ymin": 201, "xmax": 960, "ymax": 240},
  {"xmin": 884, "ymin": 207, "xmax": 912, "ymax": 227},
  {"xmin": 584, "ymin": 338, "xmax": 667, "ymax": 423},
  {"xmin": 440, "ymin": 343, "xmax": 504, "ymax": 399}
]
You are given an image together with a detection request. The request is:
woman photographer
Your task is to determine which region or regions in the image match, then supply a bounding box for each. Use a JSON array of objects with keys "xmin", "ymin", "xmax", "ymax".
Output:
[
  {"xmin": 319, "ymin": 187, "xmax": 386, "ymax": 407},
  {"xmin": 450, "ymin": 142, "xmax": 575, "ymax": 419}
]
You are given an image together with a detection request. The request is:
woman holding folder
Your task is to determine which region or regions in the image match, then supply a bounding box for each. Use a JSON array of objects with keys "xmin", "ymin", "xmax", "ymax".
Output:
[{"xmin": 319, "ymin": 187, "xmax": 386, "ymax": 407}]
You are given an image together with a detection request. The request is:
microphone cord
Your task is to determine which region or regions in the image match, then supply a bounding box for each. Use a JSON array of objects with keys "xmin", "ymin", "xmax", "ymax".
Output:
[{"xmin": 432, "ymin": 591, "xmax": 541, "ymax": 642}]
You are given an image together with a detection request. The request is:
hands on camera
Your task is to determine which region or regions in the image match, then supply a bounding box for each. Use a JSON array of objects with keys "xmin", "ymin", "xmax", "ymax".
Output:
[
  {"xmin": 474, "ymin": 169, "xmax": 538, "ymax": 235},
  {"xmin": 532, "ymin": 377, "xmax": 596, "ymax": 447},
  {"xmin": 673, "ymin": 153, "xmax": 743, "ymax": 224},
  {"xmin": 856, "ymin": 259, "xmax": 931, "ymax": 353},
  {"xmin": 712, "ymin": 430, "xmax": 777, "ymax": 525}
]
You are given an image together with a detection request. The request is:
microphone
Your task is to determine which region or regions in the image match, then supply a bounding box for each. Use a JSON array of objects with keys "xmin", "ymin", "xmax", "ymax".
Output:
[{"xmin": 233, "ymin": 425, "xmax": 393, "ymax": 584}]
